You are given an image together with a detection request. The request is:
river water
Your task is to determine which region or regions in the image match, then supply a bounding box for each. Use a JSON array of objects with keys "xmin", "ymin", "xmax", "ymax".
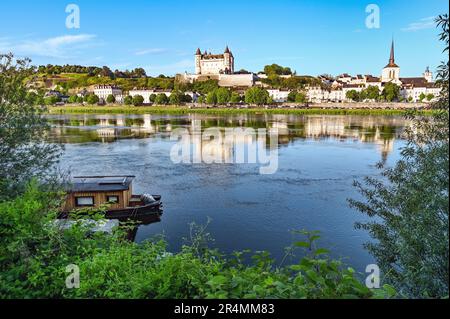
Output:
[{"xmin": 48, "ymin": 113, "xmax": 409, "ymax": 273}]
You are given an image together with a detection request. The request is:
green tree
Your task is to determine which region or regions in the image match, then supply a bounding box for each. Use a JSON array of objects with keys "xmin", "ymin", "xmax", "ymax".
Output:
[
  {"xmin": 149, "ymin": 94, "xmax": 157, "ymax": 103},
  {"xmin": 44, "ymin": 95, "xmax": 61, "ymax": 105},
  {"xmin": 206, "ymin": 91, "xmax": 218, "ymax": 105},
  {"xmin": 287, "ymin": 90, "xmax": 298, "ymax": 102},
  {"xmin": 382, "ymin": 83, "xmax": 400, "ymax": 102},
  {"xmin": 169, "ymin": 92, "xmax": 181, "ymax": 105},
  {"xmin": 216, "ymin": 88, "xmax": 231, "ymax": 104},
  {"xmin": 346, "ymin": 90, "xmax": 360, "ymax": 102},
  {"xmin": 419, "ymin": 92, "xmax": 426, "ymax": 102},
  {"xmin": 132, "ymin": 95, "xmax": 144, "ymax": 106},
  {"xmin": 244, "ymin": 87, "xmax": 270, "ymax": 105},
  {"xmin": 124, "ymin": 95, "xmax": 133, "ymax": 105},
  {"xmin": 365, "ymin": 86, "xmax": 380, "ymax": 101},
  {"xmin": 155, "ymin": 93, "xmax": 169, "ymax": 105},
  {"xmin": 0, "ymin": 54, "xmax": 62, "ymax": 200},
  {"xmin": 86, "ymin": 94, "xmax": 100, "ymax": 105},
  {"xmin": 68, "ymin": 95, "xmax": 78, "ymax": 103},
  {"xmin": 295, "ymin": 92, "xmax": 307, "ymax": 103},
  {"xmin": 106, "ymin": 94, "xmax": 116, "ymax": 104},
  {"xmin": 349, "ymin": 14, "xmax": 449, "ymax": 298},
  {"xmin": 230, "ymin": 92, "xmax": 242, "ymax": 104},
  {"xmin": 426, "ymin": 93, "xmax": 435, "ymax": 101},
  {"xmin": 263, "ymin": 64, "xmax": 292, "ymax": 76}
]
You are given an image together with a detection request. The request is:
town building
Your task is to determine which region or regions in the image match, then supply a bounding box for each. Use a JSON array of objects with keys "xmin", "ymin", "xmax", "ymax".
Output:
[
  {"xmin": 267, "ymin": 89, "xmax": 291, "ymax": 103},
  {"xmin": 94, "ymin": 85, "xmax": 123, "ymax": 103}
]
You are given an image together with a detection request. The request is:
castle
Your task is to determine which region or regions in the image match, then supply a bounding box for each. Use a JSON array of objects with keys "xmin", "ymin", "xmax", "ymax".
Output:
[
  {"xmin": 195, "ymin": 46, "xmax": 235, "ymax": 75},
  {"xmin": 177, "ymin": 46, "xmax": 255, "ymax": 87}
]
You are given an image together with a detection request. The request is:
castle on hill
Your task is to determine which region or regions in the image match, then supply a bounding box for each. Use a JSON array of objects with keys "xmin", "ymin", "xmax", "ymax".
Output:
[{"xmin": 195, "ymin": 46, "xmax": 235, "ymax": 75}]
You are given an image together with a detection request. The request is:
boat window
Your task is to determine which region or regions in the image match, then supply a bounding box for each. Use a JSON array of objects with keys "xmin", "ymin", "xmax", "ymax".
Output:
[
  {"xmin": 107, "ymin": 195, "xmax": 119, "ymax": 204},
  {"xmin": 75, "ymin": 196, "xmax": 95, "ymax": 207}
]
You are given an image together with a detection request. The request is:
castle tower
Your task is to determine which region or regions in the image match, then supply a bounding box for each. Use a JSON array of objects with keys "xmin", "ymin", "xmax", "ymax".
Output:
[
  {"xmin": 195, "ymin": 48, "xmax": 202, "ymax": 75},
  {"xmin": 423, "ymin": 66, "xmax": 433, "ymax": 82},
  {"xmin": 223, "ymin": 46, "xmax": 234, "ymax": 74},
  {"xmin": 381, "ymin": 40, "xmax": 401, "ymax": 83}
]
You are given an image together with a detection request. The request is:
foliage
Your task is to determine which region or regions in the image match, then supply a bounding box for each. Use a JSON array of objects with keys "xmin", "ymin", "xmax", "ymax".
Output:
[
  {"xmin": 132, "ymin": 95, "xmax": 144, "ymax": 106},
  {"xmin": 106, "ymin": 94, "xmax": 116, "ymax": 104},
  {"xmin": 155, "ymin": 93, "xmax": 169, "ymax": 105},
  {"xmin": 381, "ymin": 83, "xmax": 400, "ymax": 102},
  {"xmin": 124, "ymin": 95, "xmax": 133, "ymax": 105},
  {"xmin": 230, "ymin": 92, "xmax": 242, "ymax": 104},
  {"xmin": 263, "ymin": 64, "xmax": 293, "ymax": 76},
  {"xmin": 216, "ymin": 88, "xmax": 231, "ymax": 104},
  {"xmin": 349, "ymin": 14, "xmax": 449, "ymax": 298},
  {"xmin": 86, "ymin": 94, "xmax": 100, "ymax": 105},
  {"xmin": 0, "ymin": 53, "xmax": 62, "ymax": 200},
  {"xmin": 244, "ymin": 87, "xmax": 271, "ymax": 105},
  {"xmin": 206, "ymin": 91, "xmax": 218, "ymax": 105},
  {"xmin": 0, "ymin": 184, "xmax": 394, "ymax": 299},
  {"xmin": 49, "ymin": 106, "xmax": 437, "ymax": 117}
]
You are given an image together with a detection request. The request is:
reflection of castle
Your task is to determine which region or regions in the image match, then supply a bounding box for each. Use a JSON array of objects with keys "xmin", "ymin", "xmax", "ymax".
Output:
[{"xmin": 51, "ymin": 114, "xmax": 406, "ymax": 160}]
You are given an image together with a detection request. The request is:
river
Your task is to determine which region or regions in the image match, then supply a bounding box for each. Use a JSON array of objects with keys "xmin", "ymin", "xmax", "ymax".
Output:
[{"xmin": 48, "ymin": 112, "xmax": 409, "ymax": 273}]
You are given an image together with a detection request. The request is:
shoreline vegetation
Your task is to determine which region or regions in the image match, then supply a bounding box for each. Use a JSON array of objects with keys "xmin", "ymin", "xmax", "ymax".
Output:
[{"xmin": 48, "ymin": 105, "xmax": 436, "ymax": 116}]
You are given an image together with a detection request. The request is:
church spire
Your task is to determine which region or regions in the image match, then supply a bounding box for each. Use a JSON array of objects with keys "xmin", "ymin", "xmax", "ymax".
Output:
[
  {"xmin": 385, "ymin": 39, "xmax": 399, "ymax": 68},
  {"xmin": 389, "ymin": 39, "xmax": 395, "ymax": 65}
]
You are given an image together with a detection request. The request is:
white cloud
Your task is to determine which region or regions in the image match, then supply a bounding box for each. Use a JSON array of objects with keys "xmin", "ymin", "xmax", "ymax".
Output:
[
  {"xmin": 0, "ymin": 34, "xmax": 97, "ymax": 58},
  {"xmin": 402, "ymin": 16, "xmax": 436, "ymax": 32},
  {"xmin": 135, "ymin": 48, "xmax": 168, "ymax": 56}
]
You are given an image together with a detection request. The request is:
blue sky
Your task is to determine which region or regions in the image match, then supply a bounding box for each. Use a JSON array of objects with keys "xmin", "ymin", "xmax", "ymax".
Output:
[{"xmin": 0, "ymin": 0, "xmax": 448, "ymax": 77}]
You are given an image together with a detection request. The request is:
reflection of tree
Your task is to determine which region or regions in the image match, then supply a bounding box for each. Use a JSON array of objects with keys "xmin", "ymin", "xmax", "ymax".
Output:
[{"xmin": 49, "ymin": 114, "xmax": 409, "ymax": 159}]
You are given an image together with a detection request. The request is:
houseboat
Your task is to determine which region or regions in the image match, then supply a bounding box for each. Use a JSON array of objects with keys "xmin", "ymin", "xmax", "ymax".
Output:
[{"xmin": 62, "ymin": 176, "xmax": 162, "ymax": 219}]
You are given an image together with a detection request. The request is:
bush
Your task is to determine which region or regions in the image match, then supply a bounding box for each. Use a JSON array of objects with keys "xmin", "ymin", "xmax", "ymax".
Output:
[
  {"xmin": 124, "ymin": 95, "xmax": 133, "ymax": 105},
  {"xmin": 0, "ymin": 184, "xmax": 395, "ymax": 299},
  {"xmin": 86, "ymin": 94, "xmax": 100, "ymax": 105},
  {"xmin": 155, "ymin": 94, "xmax": 169, "ymax": 105},
  {"xmin": 132, "ymin": 95, "xmax": 144, "ymax": 106},
  {"xmin": 106, "ymin": 94, "xmax": 116, "ymax": 104}
]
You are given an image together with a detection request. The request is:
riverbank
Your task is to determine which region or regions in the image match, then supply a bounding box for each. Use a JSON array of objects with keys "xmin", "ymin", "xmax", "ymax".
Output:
[{"xmin": 48, "ymin": 105, "xmax": 435, "ymax": 116}]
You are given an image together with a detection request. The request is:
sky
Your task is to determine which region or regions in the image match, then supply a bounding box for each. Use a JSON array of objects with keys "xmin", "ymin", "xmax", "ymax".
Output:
[{"xmin": 0, "ymin": 0, "xmax": 448, "ymax": 77}]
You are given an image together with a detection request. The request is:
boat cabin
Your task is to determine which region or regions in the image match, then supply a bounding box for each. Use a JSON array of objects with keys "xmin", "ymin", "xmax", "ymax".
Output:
[
  {"xmin": 64, "ymin": 176, "xmax": 136, "ymax": 211},
  {"xmin": 63, "ymin": 176, "xmax": 162, "ymax": 219}
]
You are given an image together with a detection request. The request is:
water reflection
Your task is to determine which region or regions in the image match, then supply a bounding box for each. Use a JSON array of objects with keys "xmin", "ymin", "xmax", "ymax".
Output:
[
  {"xmin": 54, "ymin": 113, "xmax": 411, "ymax": 272},
  {"xmin": 48, "ymin": 113, "xmax": 408, "ymax": 162}
]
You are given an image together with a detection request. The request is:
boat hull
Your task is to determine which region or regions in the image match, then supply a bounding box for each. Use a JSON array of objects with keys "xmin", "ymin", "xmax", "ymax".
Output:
[{"xmin": 105, "ymin": 201, "xmax": 163, "ymax": 219}]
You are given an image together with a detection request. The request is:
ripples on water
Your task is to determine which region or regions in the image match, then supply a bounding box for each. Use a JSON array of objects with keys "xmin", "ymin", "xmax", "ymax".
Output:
[{"xmin": 49, "ymin": 113, "xmax": 410, "ymax": 272}]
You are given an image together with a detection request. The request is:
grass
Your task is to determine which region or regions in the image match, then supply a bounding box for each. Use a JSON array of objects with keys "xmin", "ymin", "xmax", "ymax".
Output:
[{"xmin": 48, "ymin": 105, "xmax": 436, "ymax": 116}]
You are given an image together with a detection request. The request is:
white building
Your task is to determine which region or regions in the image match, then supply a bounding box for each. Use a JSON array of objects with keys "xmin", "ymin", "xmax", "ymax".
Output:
[
  {"xmin": 94, "ymin": 85, "xmax": 123, "ymax": 103},
  {"xmin": 267, "ymin": 89, "xmax": 291, "ymax": 103}
]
